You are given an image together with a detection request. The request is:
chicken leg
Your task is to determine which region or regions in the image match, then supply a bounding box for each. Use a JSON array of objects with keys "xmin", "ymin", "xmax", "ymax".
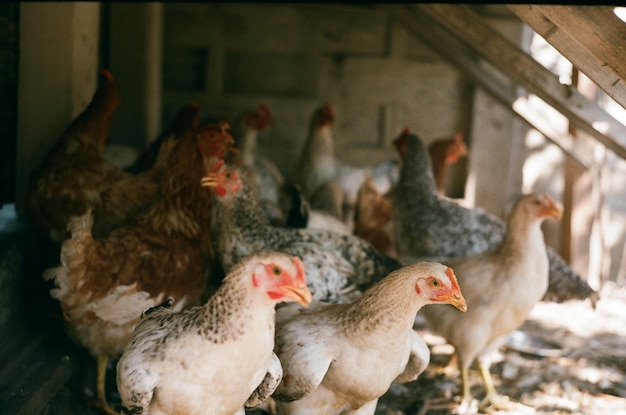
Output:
[
  {"xmin": 458, "ymin": 365, "xmax": 474, "ymax": 413},
  {"xmin": 90, "ymin": 355, "xmax": 118, "ymax": 415}
]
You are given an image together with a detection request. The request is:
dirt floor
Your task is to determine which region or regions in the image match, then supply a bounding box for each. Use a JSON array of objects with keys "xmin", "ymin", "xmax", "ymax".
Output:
[{"xmin": 44, "ymin": 282, "xmax": 625, "ymax": 415}]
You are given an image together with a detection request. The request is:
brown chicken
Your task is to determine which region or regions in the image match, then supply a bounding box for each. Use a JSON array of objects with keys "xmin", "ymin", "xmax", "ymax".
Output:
[
  {"xmin": 25, "ymin": 69, "xmax": 176, "ymax": 244},
  {"xmin": 126, "ymin": 101, "xmax": 201, "ymax": 174},
  {"xmin": 421, "ymin": 192, "xmax": 562, "ymax": 413},
  {"xmin": 427, "ymin": 132, "xmax": 468, "ymax": 195},
  {"xmin": 42, "ymin": 122, "xmax": 233, "ymax": 415},
  {"xmin": 353, "ymin": 174, "xmax": 396, "ymax": 258}
]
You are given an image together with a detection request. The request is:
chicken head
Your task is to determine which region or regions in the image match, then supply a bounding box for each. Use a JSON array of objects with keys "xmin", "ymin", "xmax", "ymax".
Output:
[
  {"xmin": 416, "ymin": 265, "xmax": 467, "ymax": 312},
  {"xmin": 246, "ymin": 103, "xmax": 274, "ymax": 130},
  {"xmin": 253, "ymin": 255, "xmax": 312, "ymax": 306}
]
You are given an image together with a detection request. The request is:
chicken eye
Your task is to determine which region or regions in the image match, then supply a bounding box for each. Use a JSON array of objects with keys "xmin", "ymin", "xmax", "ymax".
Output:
[
  {"xmin": 430, "ymin": 279, "xmax": 441, "ymax": 288},
  {"xmin": 272, "ymin": 266, "xmax": 282, "ymax": 276}
]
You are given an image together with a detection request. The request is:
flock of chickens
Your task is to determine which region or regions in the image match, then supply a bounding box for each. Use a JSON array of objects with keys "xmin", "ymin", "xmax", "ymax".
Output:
[{"xmin": 24, "ymin": 70, "xmax": 600, "ymax": 415}]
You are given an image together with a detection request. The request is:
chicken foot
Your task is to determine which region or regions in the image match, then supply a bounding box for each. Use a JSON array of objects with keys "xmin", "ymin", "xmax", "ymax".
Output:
[{"xmin": 476, "ymin": 361, "xmax": 533, "ymax": 413}]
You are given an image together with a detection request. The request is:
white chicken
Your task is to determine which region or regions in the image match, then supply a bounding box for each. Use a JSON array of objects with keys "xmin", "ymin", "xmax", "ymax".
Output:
[
  {"xmin": 116, "ymin": 251, "xmax": 312, "ymax": 415},
  {"xmin": 272, "ymin": 261, "xmax": 467, "ymax": 415},
  {"xmin": 295, "ymin": 102, "xmax": 398, "ymax": 218},
  {"xmin": 421, "ymin": 192, "xmax": 562, "ymax": 413}
]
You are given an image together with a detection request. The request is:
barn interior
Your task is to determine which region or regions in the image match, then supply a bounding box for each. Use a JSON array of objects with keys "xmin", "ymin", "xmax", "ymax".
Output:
[{"xmin": 0, "ymin": 3, "xmax": 624, "ymax": 414}]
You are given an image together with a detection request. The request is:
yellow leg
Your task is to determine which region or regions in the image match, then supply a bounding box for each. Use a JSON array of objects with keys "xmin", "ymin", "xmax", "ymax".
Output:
[
  {"xmin": 90, "ymin": 355, "xmax": 119, "ymax": 415},
  {"xmin": 477, "ymin": 361, "xmax": 511, "ymax": 410},
  {"xmin": 457, "ymin": 366, "xmax": 474, "ymax": 413}
]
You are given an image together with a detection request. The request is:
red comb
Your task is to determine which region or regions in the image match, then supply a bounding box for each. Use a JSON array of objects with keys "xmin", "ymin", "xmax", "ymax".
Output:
[
  {"xmin": 259, "ymin": 103, "xmax": 272, "ymax": 117},
  {"xmin": 324, "ymin": 102, "xmax": 334, "ymax": 117},
  {"xmin": 198, "ymin": 122, "xmax": 234, "ymax": 159},
  {"xmin": 101, "ymin": 69, "xmax": 114, "ymax": 82}
]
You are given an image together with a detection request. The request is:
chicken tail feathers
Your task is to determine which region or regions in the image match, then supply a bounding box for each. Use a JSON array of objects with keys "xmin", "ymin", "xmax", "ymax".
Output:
[
  {"xmin": 43, "ymin": 210, "xmax": 95, "ymax": 312},
  {"xmin": 544, "ymin": 247, "xmax": 599, "ymax": 309}
]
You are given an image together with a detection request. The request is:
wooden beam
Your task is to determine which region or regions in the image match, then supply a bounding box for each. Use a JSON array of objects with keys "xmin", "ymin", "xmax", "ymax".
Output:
[
  {"xmin": 379, "ymin": 4, "xmax": 592, "ymax": 169},
  {"xmin": 509, "ymin": 5, "xmax": 626, "ymax": 111},
  {"xmin": 411, "ymin": 3, "xmax": 626, "ymax": 160}
]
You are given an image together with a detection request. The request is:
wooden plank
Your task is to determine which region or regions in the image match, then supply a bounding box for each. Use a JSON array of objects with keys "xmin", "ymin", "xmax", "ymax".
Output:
[
  {"xmin": 0, "ymin": 321, "xmax": 79, "ymax": 415},
  {"xmin": 412, "ymin": 3, "xmax": 626, "ymax": 160},
  {"xmin": 509, "ymin": 5, "xmax": 626, "ymax": 110},
  {"xmin": 380, "ymin": 4, "xmax": 592, "ymax": 169},
  {"xmin": 536, "ymin": 6, "xmax": 626, "ymax": 83}
]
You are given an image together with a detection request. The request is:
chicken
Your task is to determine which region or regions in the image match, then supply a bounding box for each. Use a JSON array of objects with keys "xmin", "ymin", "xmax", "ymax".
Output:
[
  {"xmin": 204, "ymin": 162, "xmax": 403, "ymax": 304},
  {"xmin": 280, "ymin": 182, "xmax": 352, "ymax": 234},
  {"xmin": 116, "ymin": 251, "xmax": 312, "ymax": 415},
  {"xmin": 272, "ymin": 261, "xmax": 467, "ymax": 415},
  {"xmin": 295, "ymin": 103, "xmax": 399, "ymax": 217},
  {"xmin": 42, "ymin": 122, "xmax": 233, "ymax": 415},
  {"xmin": 353, "ymin": 134, "xmax": 467, "ymax": 257},
  {"xmin": 427, "ymin": 132, "xmax": 468, "ymax": 195},
  {"xmin": 126, "ymin": 101, "xmax": 201, "ymax": 174},
  {"xmin": 25, "ymin": 69, "xmax": 174, "ymax": 244},
  {"xmin": 307, "ymin": 179, "xmax": 346, "ymax": 222},
  {"xmin": 353, "ymin": 173, "xmax": 396, "ymax": 258},
  {"xmin": 421, "ymin": 192, "xmax": 561, "ymax": 412},
  {"xmin": 391, "ymin": 128, "xmax": 599, "ymax": 307},
  {"xmin": 233, "ymin": 103, "xmax": 287, "ymax": 226}
]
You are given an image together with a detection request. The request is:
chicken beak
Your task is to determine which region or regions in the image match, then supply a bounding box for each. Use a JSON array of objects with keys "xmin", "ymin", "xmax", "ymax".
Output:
[
  {"xmin": 280, "ymin": 284, "xmax": 312, "ymax": 307},
  {"xmin": 201, "ymin": 174, "xmax": 217, "ymax": 187},
  {"xmin": 544, "ymin": 195, "xmax": 562, "ymax": 220},
  {"xmin": 448, "ymin": 293, "xmax": 468, "ymax": 312},
  {"xmin": 442, "ymin": 267, "xmax": 467, "ymax": 312}
]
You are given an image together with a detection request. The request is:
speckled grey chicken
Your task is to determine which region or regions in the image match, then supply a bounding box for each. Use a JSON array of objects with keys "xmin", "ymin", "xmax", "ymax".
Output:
[
  {"xmin": 116, "ymin": 251, "xmax": 312, "ymax": 415},
  {"xmin": 205, "ymin": 162, "xmax": 403, "ymax": 303},
  {"xmin": 272, "ymin": 261, "xmax": 467, "ymax": 415},
  {"xmin": 421, "ymin": 192, "xmax": 562, "ymax": 413},
  {"xmin": 391, "ymin": 128, "xmax": 599, "ymax": 307}
]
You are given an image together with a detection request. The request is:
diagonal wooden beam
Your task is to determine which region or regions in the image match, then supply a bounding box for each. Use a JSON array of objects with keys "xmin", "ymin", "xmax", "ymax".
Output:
[
  {"xmin": 379, "ymin": 4, "xmax": 592, "ymax": 168},
  {"xmin": 410, "ymin": 3, "xmax": 626, "ymax": 160},
  {"xmin": 509, "ymin": 5, "xmax": 626, "ymax": 111}
]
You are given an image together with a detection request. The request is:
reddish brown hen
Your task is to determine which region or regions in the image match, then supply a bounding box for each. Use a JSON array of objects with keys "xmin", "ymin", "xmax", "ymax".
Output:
[
  {"xmin": 427, "ymin": 132, "xmax": 468, "ymax": 195},
  {"xmin": 42, "ymin": 122, "xmax": 233, "ymax": 415},
  {"xmin": 25, "ymin": 70, "xmax": 180, "ymax": 244}
]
